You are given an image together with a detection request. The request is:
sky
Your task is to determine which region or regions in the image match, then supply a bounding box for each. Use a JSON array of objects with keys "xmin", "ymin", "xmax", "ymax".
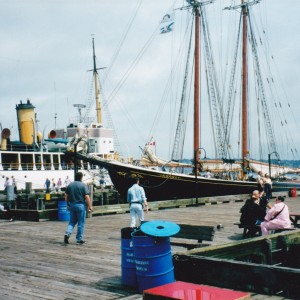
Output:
[{"xmin": 1, "ymin": 0, "xmax": 300, "ymax": 161}]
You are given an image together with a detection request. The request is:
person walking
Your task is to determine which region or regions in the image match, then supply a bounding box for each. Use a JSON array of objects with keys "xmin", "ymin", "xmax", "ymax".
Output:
[
  {"xmin": 57, "ymin": 178, "xmax": 62, "ymax": 192},
  {"xmin": 260, "ymin": 196, "xmax": 291, "ymax": 235},
  {"xmin": 127, "ymin": 177, "xmax": 148, "ymax": 228},
  {"xmin": 64, "ymin": 172, "xmax": 93, "ymax": 245},
  {"xmin": 263, "ymin": 173, "xmax": 272, "ymax": 201},
  {"xmin": 51, "ymin": 178, "xmax": 56, "ymax": 192},
  {"xmin": 256, "ymin": 171, "xmax": 264, "ymax": 192},
  {"xmin": 45, "ymin": 178, "xmax": 51, "ymax": 193},
  {"xmin": 5, "ymin": 177, "xmax": 15, "ymax": 209},
  {"xmin": 64, "ymin": 176, "xmax": 71, "ymax": 188}
]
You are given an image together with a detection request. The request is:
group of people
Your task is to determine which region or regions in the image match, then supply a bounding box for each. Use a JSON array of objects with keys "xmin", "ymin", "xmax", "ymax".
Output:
[
  {"xmin": 63, "ymin": 174, "xmax": 147, "ymax": 245},
  {"xmin": 45, "ymin": 176, "xmax": 71, "ymax": 193},
  {"xmin": 240, "ymin": 189, "xmax": 291, "ymax": 237},
  {"xmin": 4, "ymin": 176, "xmax": 17, "ymax": 206},
  {"xmin": 2, "ymin": 176, "xmax": 17, "ymax": 221},
  {"xmin": 257, "ymin": 171, "xmax": 272, "ymax": 201}
]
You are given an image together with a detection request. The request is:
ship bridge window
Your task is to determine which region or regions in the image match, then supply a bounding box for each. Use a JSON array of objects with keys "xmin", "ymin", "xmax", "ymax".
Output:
[
  {"xmin": 35, "ymin": 154, "xmax": 42, "ymax": 170},
  {"xmin": 20, "ymin": 154, "xmax": 34, "ymax": 171},
  {"xmin": 43, "ymin": 154, "xmax": 51, "ymax": 170},
  {"xmin": 1, "ymin": 153, "xmax": 19, "ymax": 170},
  {"xmin": 53, "ymin": 155, "xmax": 59, "ymax": 170},
  {"xmin": 61, "ymin": 154, "xmax": 74, "ymax": 170}
]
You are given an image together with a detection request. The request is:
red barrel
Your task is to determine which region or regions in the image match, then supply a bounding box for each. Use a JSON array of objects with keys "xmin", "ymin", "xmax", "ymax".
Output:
[{"xmin": 289, "ymin": 188, "xmax": 297, "ymax": 198}]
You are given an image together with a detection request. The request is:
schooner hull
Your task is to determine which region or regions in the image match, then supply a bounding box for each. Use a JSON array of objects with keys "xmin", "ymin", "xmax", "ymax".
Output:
[{"xmin": 77, "ymin": 153, "xmax": 300, "ymax": 201}]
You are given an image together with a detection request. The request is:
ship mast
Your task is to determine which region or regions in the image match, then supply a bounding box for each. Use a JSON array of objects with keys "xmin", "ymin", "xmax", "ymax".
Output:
[
  {"xmin": 186, "ymin": 1, "xmax": 213, "ymax": 176},
  {"xmin": 91, "ymin": 37, "xmax": 103, "ymax": 124},
  {"xmin": 241, "ymin": 0, "xmax": 248, "ymax": 164},
  {"xmin": 225, "ymin": 0, "xmax": 260, "ymax": 171},
  {"xmin": 194, "ymin": 3, "xmax": 200, "ymax": 171}
]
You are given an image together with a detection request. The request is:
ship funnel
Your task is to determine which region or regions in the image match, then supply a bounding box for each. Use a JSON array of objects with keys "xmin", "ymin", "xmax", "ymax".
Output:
[
  {"xmin": 36, "ymin": 131, "xmax": 43, "ymax": 143},
  {"xmin": 16, "ymin": 99, "xmax": 36, "ymax": 145},
  {"xmin": 1, "ymin": 128, "xmax": 11, "ymax": 150},
  {"xmin": 48, "ymin": 130, "xmax": 57, "ymax": 138}
]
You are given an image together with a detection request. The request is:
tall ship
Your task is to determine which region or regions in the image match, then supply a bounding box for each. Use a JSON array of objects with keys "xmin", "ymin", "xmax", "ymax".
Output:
[
  {"xmin": 0, "ymin": 38, "xmax": 115, "ymax": 191},
  {"xmin": 70, "ymin": 0, "xmax": 300, "ymax": 201}
]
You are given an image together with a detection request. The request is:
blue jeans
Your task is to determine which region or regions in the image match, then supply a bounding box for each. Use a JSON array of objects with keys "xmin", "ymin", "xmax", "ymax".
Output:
[{"xmin": 66, "ymin": 203, "xmax": 86, "ymax": 241}]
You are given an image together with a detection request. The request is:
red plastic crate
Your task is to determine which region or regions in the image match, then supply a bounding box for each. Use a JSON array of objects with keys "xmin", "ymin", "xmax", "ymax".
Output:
[{"xmin": 143, "ymin": 281, "xmax": 250, "ymax": 300}]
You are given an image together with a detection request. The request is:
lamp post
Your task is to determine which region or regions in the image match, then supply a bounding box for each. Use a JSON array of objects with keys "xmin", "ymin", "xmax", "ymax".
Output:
[
  {"xmin": 194, "ymin": 147, "xmax": 207, "ymax": 204},
  {"xmin": 74, "ymin": 142, "xmax": 78, "ymax": 178},
  {"xmin": 268, "ymin": 151, "xmax": 279, "ymax": 179}
]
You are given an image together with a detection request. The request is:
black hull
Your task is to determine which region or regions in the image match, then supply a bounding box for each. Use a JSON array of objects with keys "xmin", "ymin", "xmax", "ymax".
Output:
[{"xmin": 77, "ymin": 153, "xmax": 300, "ymax": 201}]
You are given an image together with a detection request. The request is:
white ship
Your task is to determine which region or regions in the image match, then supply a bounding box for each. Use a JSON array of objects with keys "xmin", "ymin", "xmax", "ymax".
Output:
[{"xmin": 0, "ymin": 39, "xmax": 115, "ymax": 192}]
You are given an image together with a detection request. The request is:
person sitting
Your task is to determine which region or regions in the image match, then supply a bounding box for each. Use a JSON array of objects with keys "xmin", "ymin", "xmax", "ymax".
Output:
[
  {"xmin": 260, "ymin": 196, "xmax": 291, "ymax": 235},
  {"xmin": 240, "ymin": 190, "xmax": 269, "ymax": 237}
]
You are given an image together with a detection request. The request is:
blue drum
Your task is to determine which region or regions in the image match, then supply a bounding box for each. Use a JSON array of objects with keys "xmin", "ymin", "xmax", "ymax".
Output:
[
  {"xmin": 132, "ymin": 220, "xmax": 180, "ymax": 293},
  {"xmin": 121, "ymin": 227, "xmax": 138, "ymax": 288}
]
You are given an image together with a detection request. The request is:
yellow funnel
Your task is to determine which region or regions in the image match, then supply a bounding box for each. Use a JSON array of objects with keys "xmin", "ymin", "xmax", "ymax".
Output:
[
  {"xmin": 16, "ymin": 100, "xmax": 36, "ymax": 145},
  {"xmin": 1, "ymin": 128, "xmax": 10, "ymax": 150}
]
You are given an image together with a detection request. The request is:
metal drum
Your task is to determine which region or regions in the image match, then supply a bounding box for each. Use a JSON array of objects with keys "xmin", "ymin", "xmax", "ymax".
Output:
[
  {"xmin": 132, "ymin": 220, "xmax": 180, "ymax": 293},
  {"xmin": 121, "ymin": 227, "xmax": 138, "ymax": 288},
  {"xmin": 57, "ymin": 200, "xmax": 70, "ymax": 221}
]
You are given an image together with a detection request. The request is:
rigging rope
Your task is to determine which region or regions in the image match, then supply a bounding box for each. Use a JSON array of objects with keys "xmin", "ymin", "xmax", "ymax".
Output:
[
  {"xmin": 103, "ymin": 0, "xmax": 143, "ymax": 83},
  {"xmin": 171, "ymin": 19, "xmax": 193, "ymax": 161}
]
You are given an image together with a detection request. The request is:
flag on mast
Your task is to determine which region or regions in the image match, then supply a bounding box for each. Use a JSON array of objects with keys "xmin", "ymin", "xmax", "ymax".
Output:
[{"xmin": 160, "ymin": 13, "xmax": 174, "ymax": 34}]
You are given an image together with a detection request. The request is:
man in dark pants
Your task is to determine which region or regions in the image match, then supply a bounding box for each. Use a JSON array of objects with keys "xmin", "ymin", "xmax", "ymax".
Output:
[
  {"xmin": 64, "ymin": 172, "xmax": 93, "ymax": 245},
  {"xmin": 240, "ymin": 190, "xmax": 269, "ymax": 237}
]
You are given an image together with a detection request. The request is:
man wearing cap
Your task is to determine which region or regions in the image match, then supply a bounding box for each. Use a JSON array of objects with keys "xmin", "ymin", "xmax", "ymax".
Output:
[
  {"xmin": 260, "ymin": 196, "xmax": 291, "ymax": 235},
  {"xmin": 127, "ymin": 177, "xmax": 148, "ymax": 228}
]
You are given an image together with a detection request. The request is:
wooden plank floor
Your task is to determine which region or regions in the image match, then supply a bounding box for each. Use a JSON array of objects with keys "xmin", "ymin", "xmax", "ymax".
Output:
[{"xmin": 1, "ymin": 195, "xmax": 300, "ymax": 299}]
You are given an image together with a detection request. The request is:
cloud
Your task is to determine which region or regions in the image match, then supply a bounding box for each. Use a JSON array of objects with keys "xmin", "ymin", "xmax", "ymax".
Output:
[{"xmin": 1, "ymin": 0, "xmax": 300, "ymax": 161}]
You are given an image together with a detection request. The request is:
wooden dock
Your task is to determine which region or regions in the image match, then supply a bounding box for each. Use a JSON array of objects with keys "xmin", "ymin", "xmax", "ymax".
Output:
[{"xmin": 1, "ymin": 194, "xmax": 300, "ymax": 299}]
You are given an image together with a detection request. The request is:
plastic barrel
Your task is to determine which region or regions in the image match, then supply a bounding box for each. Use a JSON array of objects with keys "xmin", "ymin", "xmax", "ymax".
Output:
[
  {"xmin": 121, "ymin": 227, "xmax": 138, "ymax": 288},
  {"xmin": 57, "ymin": 200, "xmax": 70, "ymax": 221},
  {"xmin": 289, "ymin": 188, "xmax": 297, "ymax": 198},
  {"xmin": 132, "ymin": 230, "xmax": 175, "ymax": 293}
]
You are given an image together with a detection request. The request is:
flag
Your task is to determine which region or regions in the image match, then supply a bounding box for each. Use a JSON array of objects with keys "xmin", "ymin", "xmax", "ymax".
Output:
[{"xmin": 160, "ymin": 13, "xmax": 174, "ymax": 34}]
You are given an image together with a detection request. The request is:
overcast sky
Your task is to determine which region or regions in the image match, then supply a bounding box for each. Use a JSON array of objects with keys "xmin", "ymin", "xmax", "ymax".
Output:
[{"xmin": 1, "ymin": 0, "xmax": 300, "ymax": 160}]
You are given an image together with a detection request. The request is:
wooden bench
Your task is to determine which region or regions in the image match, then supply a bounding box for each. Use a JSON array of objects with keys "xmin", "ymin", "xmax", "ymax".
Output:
[
  {"xmin": 272, "ymin": 228, "xmax": 296, "ymax": 233},
  {"xmin": 234, "ymin": 222, "xmax": 261, "ymax": 238},
  {"xmin": 170, "ymin": 224, "xmax": 215, "ymax": 250},
  {"xmin": 235, "ymin": 222, "xmax": 295, "ymax": 238},
  {"xmin": 289, "ymin": 213, "xmax": 300, "ymax": 228}
]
